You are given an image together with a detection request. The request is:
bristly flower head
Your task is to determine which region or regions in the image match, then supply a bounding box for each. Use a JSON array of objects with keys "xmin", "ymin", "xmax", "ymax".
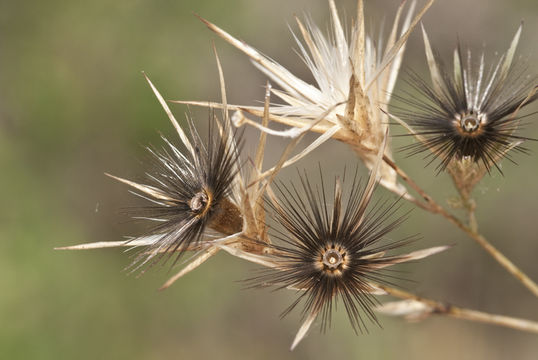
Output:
[
  {"xmin": 56, "ymin": 73, "xmax": 251, "ymax": 288},
  {"xmin": 393, "ymin": 25, "xmax": 538, "ymax": 173},
  {"xmin": 254, "ymin": 166, "xmax": 446, "ymax": 350},
  {"xmin": 108, "ymin": 113, "xmax": 243, "ymax": 271},
  {"xmin": 181, "ymin": 0, "xmax": 435, "ymax": 199},
  {"xmin": 101, "ymin": 73, "xmax": 245, "ymax": 273}
]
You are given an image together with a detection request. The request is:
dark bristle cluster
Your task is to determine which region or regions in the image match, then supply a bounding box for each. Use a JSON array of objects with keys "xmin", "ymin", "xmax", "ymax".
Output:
[
  {"xmin": 392, "ymin": 35, "xmax": 538, "ymax": 173},
  {"xmin": 252, "ymin": 169, "xmax": 413, "ymax": 333},
  {"xmin": 127, "ymin": 115, "xmax": 243, "ymax": 271}
]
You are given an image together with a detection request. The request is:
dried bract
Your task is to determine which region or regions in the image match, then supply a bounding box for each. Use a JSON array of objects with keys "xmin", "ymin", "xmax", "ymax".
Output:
[{"xmin": 180, "ymin": 0, "xmax": 435, "ymax": 198}]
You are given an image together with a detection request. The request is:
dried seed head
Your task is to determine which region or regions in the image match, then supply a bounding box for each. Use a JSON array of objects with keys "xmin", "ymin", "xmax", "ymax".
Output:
[
  {"xmin": 191, "ymin": 0, "xmax": 436, "ymax": 198},
  {"xmin": 251, "ymin": 167, "xmax": 417, "ymax": 335},
  {"xmin": 112, "ymin": 114, "xmax": 244, "ymax": 271},
  {"xmin": 394, "ymin": 25, "xmax": 538, "ymax": 174}
]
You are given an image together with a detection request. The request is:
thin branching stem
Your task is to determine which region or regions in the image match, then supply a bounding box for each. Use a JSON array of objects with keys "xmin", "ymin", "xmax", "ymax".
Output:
[
  {"xmin": 449, "ymin": 170, "xmax": 479, "ymax": 232},
  {"xmin": 228, "ymin": 244, "xmax": 538, "ymax": 335},
  {"xmin": 376, "ymin": 284, "xmax": 538, "ymax": 334},
  {"xmin": 464, "ymin": 198, "xmax": 479, "ymax": 234},
  {"xmin": 383, "ymin": 155, "xmax": 538, "ymax": 298}
]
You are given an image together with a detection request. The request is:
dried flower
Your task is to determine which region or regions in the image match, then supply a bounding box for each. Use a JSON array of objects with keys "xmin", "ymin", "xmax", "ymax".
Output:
[
  {"xmin": 112, "ymin": 118, "xmax": 243, "ymax": 271},
  {"xmin": 100, "ymin": 73, "xmax": 244, "ymax": 272},
  {"xmin": 179, "ymin": 0, "xmax": 435, "ymax": 199},
  {"xmin": 393, "ymin": 25, "xmax": 537, "ymax": 173},
  {"xmin": 252, "ymin": 166, "xmax": 446, "ymax": 349},
  {"xmin": 57, "ymin": 72, "xmax": 255, "ymax": 288}
]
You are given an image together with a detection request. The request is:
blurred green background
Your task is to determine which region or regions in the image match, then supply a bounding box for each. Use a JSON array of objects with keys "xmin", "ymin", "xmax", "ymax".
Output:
[{"xmin": 1, "ymin": 0, "xmax": 537, "ymax": 359}]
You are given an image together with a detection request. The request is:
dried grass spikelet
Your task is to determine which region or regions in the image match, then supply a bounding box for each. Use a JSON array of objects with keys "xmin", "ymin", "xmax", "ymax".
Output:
[
  {"xmin": 391, "ymin": 24, "xmax": 537, "ymax": 195},
  {"xmin": 176, "ymin": 0, "xmax": 435, "ymax": 199}
]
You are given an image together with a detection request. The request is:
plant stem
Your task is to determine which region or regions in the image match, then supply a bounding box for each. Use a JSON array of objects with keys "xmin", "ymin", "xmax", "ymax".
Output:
[
  {"xmin": 464, "ymin": 198, "xmax": 478, "ymax": 234},
  {"xmin": 227, "ymin": 244, "xmax": 538, "ymax": 335},
  {"xmin": 383, "ymin": 155, "xmax": 538, "ymax": 298},
  {"xmin": 376, "ymin": 284, "xmax": 538, "ymax": 334}
]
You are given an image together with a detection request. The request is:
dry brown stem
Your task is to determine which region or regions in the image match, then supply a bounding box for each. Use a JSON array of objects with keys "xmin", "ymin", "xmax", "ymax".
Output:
[
  {"xmin": 376, "ymin": 284, "xmax": 538, "ymax": 334},
  {"xmin": 382, "ymin": 156, "xmax": 538, "ymax": 298},
  {"xmin": 224, "ymin": 242, "xmax": 538, "ymax": 335}
]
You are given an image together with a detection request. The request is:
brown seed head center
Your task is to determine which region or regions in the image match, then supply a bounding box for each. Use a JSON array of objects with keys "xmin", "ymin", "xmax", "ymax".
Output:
[
  {"xmin": 190, "ymin": 190, "xmax": 211, "ymax": 216},
  {"xmin": 454, "ymin": 111, "xmax": 487, "ymax": 136},
  {"xmin": 461, "ymin": 115, "xmax": 480, "ymax": 133},
  {"xmin": 322, "ymin": 248, "xmax": 345, "ymax": 271}
]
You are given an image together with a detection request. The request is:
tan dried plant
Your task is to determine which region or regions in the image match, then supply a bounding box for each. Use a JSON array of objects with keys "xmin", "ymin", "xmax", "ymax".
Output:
[{"xmin": 57, "ymin": 0, "xmax": 538, "ymax": 350}]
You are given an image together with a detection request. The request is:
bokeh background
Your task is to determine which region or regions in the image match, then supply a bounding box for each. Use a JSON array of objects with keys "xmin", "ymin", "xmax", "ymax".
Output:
[{"xmin": 1, "ymin": 0, "xmax": 537, "ymax": 359}]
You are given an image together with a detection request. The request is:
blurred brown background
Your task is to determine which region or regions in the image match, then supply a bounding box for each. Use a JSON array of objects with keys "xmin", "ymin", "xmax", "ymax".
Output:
[{"xmin": 1, "ymin": 0, "xmax": 537, "ymax": 359}]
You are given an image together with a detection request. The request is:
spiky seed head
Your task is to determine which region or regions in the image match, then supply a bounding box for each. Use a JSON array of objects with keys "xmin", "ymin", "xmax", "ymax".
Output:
[
  {"xmin": 114, "ymin": 114, "xmax": 244, "ymax": 272},
  {"xmin": 393, "ymin": 26, "xmax": 538, "ymax": 174},
  {"xmin": 251, "ymin": 167, "xmax": 416, "ymax": 335}
]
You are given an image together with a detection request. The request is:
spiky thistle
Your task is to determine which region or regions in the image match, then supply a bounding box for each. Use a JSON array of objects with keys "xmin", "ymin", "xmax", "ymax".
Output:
[
  {"xmin": 253, "ymin": 166, "xmax": 446, "ymax": 349},
  {"xmin": 393, "ymin": 25, "xmax": 538, "ymax": 173}
]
